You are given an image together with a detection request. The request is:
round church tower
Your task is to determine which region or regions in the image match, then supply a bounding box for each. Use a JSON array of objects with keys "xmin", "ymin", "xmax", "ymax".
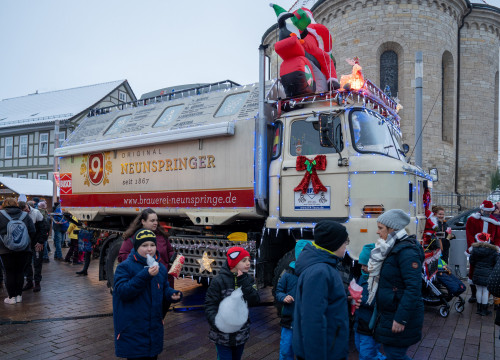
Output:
[
  {"xmin": 262, "ymin": 0, "xmax": 500, "ymax": 193},
  {"xmin": 457, "ymin": 5, "xmax": 500, "ymax": 193}
]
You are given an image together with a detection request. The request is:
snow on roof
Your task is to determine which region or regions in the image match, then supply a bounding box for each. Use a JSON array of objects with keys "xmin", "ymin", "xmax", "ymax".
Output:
[
  {"xmin": 0, "ymin": 176, "xmax": 53, "ymax": 197},
  {"xmin": 0, "ymin": 80, "xmax": 127, "ymax": 128}
]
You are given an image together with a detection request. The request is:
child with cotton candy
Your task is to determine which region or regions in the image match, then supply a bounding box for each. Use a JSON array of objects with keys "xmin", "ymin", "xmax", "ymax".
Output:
[
  {"xmin": 354, "ymin": 243, "xmax": 386, "ymax": 360},
  {"xmin": 113, "ymin": 229, "xmax": 182, "ymax": 360},
  {"xmin": 205, "ymin": 246, "xmax": 260, "ymax": 360}
]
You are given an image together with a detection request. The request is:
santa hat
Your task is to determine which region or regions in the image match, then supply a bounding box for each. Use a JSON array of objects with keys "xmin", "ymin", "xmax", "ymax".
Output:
[
  {"xmin": 475, "ymin": 232, "xmax": 491, "ymax": 243},
  {"xmin": 480, "ymin": 200, "xmax": 495, "ymax": 211},
  {"xmin": 227, "ymin": 247, "xmax": 250, "ymax": 269}
]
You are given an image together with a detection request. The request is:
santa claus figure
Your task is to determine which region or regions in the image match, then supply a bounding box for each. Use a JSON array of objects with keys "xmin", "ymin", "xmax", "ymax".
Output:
[{"xmin": 465, "ymin": 199, "xmax": 500, "ymax": 303}]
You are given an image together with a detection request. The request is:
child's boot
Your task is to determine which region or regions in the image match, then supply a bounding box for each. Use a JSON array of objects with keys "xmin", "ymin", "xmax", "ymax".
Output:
[
  {"xmin": 482, "ymin": 304, "xmax": 492, "ymax": 316},
  {"xmin": 469, "ymin": 285, "xmax": 477, "ymax": 303},
  {"xmin": 477, "ymin": 303, "xmax": 482, "ymax": 315}
]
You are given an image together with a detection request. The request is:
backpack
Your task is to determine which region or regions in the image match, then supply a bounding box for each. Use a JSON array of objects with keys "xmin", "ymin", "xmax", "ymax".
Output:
[{"xmin": 0, "ymin": 210, "xmax": 30, "ymax": 251}]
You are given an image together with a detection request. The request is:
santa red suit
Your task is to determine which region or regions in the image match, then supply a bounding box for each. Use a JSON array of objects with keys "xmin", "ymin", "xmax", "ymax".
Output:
[
  {"xmin": 466, "ymin": 200, "xmax": 500, "ymax": 283},
  {"xmin": 466, "ymin": 201, "xmax": 500, "ymax": 252}
]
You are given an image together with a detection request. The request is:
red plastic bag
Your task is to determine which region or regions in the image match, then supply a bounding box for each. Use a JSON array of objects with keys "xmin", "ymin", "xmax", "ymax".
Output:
[{"xmin": 348, "ymin": 279, "xmax": 363, "ymax": 315}]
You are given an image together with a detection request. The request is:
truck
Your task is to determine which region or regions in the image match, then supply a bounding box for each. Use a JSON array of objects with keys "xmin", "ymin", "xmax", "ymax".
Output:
[{"xmin": 55, "ymin": 48, "xmax": 431, "ymax": 290}]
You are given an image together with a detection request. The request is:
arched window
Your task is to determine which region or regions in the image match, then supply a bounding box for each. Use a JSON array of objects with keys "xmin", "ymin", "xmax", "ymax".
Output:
[
  {"xmin": 442, "ymin": 51, "xmax": 454, "ymax": 143},
  {"xmin": 380, "ymin": 51, "xmax": 398, "ymax": 97}
]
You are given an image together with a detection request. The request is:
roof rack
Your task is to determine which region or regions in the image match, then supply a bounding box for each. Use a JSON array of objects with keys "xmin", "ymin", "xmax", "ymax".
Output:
[{"xmin": 87, "ymin": 80, "xmax": 240, "ymax": 117}]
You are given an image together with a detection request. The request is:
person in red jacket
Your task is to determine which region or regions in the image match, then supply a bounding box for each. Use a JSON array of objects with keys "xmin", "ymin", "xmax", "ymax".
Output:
[
  {"xmin": 465, "ymin": 200, "xmax": 500, "ymax": 303},
  {"xmin": 118, "ymin": 208, "xmax": 175, "ymax": 317}
]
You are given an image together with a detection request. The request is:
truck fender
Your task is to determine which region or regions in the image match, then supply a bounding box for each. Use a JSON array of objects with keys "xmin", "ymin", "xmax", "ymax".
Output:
[{"xmin": 98, "ymin": 233, "xmax": 121, "ymax": 282}]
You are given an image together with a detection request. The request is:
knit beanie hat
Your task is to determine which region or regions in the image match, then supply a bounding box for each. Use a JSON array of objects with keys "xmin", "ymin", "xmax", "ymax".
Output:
[
  {"xmin": 38, "ymin": 201, "xmax": 47, "ymax": 209},
  {"xmin": 133, "ymin": 229, "xmax": 157, "ymax": 251},
  {"xmin": 314, "ymin": 220, "xmax": 348, "ymax": 252},
  {"xmin": 358, "ymin": 243, "xmax": 375, "ymax": 266},
  {"xmin": 227, "ymin": 246, "xmax": 250, "ymax": 269},
  {"xmin": 289, "ymin": 240, "xmax": 312, "ymax": 269},
  {"xmin": 377, "ymin": 209, "xmax": 410, "ymax": 231}
]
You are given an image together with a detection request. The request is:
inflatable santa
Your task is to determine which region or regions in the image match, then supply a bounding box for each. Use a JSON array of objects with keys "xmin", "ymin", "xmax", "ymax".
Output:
[{"xmin": 270, "ymin": 3, "xmax": 339, "ymax": 97}]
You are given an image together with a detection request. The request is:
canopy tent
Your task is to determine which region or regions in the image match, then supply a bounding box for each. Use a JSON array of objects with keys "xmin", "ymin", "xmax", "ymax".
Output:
[{"xmin": 0, "ymin": 176, "xmax": 54, "ymax": 199}]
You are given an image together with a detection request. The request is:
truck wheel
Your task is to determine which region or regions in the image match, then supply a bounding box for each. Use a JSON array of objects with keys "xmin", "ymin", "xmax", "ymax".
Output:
[
  {"xmin": 105, "ymin": 239, "xmax": 123, "ymax": 293},
  {"xmin": 272, "ymin": 249, "xmax": 296, "ymax": 317}
]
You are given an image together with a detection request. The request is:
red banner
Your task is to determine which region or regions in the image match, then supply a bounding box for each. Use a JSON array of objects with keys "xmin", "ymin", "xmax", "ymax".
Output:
[{"xmin": 60, "ymin": 189, "xmax": 255, "ymax": 208}]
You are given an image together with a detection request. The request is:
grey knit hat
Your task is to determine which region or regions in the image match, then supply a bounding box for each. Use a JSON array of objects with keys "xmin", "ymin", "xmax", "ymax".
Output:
[{"xmin": 377, "ymin": 209, "xmax": 410, "ymax": 231}]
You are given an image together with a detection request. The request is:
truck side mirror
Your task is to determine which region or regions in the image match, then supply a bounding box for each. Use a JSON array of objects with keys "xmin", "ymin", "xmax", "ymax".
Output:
[
  {"xmin": 402, "ymin": 143, "xmax": 409, "ymax": 154},
  {"xmin": 319, "ymin": 113, "xmax": 343, "ymax": 149},
  {"xmin": 319, "ymin": 114, "xmax": 334, "ymax": 147}
]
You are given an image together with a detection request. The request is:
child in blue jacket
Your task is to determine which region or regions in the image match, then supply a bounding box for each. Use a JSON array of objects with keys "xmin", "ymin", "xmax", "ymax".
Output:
[
  {"xmin": 354, "ymin": 243, "xmax": 386, "ymax": 360},
  {"xmin": 113, "ymin": 229, "xmax": 182, "ymax": 360},
  {"xmin": 275, "ymin": 240, "xmax": 311, "ymax": 360}
]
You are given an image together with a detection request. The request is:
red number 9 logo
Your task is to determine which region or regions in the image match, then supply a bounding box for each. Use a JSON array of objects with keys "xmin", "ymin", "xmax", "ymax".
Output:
[{"xmin": 88, "ymin": 153, "xmax": 104, "ymax": 185}]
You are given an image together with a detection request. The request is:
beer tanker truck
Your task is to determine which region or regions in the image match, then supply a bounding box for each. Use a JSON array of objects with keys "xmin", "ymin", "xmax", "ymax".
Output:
[{"xmin": 55, "ymin": 32, "xmax": 431, "ymax": 291}]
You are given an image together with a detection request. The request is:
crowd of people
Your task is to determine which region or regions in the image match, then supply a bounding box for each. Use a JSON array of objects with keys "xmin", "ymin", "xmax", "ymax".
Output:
[{"xmin": 2, "ymin": 196, "xmax": 500, "ymax": 359}]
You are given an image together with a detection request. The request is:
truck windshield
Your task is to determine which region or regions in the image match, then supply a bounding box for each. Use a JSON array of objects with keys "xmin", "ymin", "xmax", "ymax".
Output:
[
  {"xmin": 349, "ymin": 109, "xmax": 400, "ymax": 159},
  {"xmin": 290, "ymin": 119, "xmax": 343, "ymax": 156}
]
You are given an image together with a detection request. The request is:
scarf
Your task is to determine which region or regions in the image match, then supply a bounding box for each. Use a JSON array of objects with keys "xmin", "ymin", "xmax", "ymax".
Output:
[{"xmin": 366, "ymin": 229, "xmax": 407, "ymax": 305}]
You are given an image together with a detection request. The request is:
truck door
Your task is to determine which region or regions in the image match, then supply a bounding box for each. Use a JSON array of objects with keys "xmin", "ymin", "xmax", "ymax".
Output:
[{"xmin": 279, "ymin": 114, "xmax": 349, "ymax": 222}]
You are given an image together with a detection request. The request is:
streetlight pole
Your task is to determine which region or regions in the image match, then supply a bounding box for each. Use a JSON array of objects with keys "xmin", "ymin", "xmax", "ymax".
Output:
[{"xmin": 52, "ymin": 120, "xmax": 60, "ymax": 205}]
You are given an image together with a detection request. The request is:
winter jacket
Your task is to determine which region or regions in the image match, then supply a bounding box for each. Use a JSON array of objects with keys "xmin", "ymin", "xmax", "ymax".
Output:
[
  {"xmin": 354, "ymin": 273, "xmax": 374, "ymax": 336},
  {"xmin": 66, "ymin": 216, "xmax": 80, "ymax": 240},
  {"xmin": 113, "ymin": 248, "xmax": 181, "ymax": 359},
  {"xmin": 470, "ymin": 242, "xmax": 499, "ymax": 286},
  {"xmin": 0, "ymin": 206, "xmax": 36, "ymax": 255},
  {"xmin": 205, "ymin": 262, "xmax": 260, "ymax": 347},
  {"xmin": 118, "ymin": 232, "xmax": 175, "ymax": 287},
  {"xmin": 275, "ymin": 267, "xmax": 298, "ymax": 329},
  {"xmin": 26, "ymin": 206, "xmax": 48, "ymax": 246},
  {"xmin": 292, "ymin": 244, "xmax": 349, "ymax": 360},
  {"xmin": 374, "ymin": 234, "xmax": 424, "ymax": 348},
  {"xmin": 52, "ymin": 205, "xmax": 69, "ymax": 233}
]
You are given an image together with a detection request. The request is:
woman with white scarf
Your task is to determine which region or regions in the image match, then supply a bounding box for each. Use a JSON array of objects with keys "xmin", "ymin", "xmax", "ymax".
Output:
[{"xmin": 367, "ymin": 209, "xmax": 424, "ymax": 360}]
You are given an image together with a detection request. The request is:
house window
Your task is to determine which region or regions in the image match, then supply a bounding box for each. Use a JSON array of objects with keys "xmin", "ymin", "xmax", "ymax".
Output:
[
  {"xmin": 58, "ymin": 130, "xmax": 66, "ymax": 146},
  {"xmin": 19, "ymin": 135, "xmax": 28, "ymax": 157},
  {"xmin": 119, "ymin": 91, "xmax": 127, "ymax": 103},
  {"xmin": 18, "ymin": 175, "xmax": 27, "ymax": 179},
  {"xmin": 380, "ymin": 50, "xmax": 398, "ymax": 97},
  {"xmin": 39, "ymin": 133, "xmax": 49, "ymax": 156},
  {"xmin": 38, "ymin": 174, "xmax": 47, "ymax": 180},
  {"xmin": 4, "ymin": 137, "xmax": 13, "ymax": 158}
]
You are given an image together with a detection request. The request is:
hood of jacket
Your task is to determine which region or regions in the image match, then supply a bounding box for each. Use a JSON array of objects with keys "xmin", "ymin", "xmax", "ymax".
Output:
[
  {"xmin": 294, "ymin": 243, "xmax": 341, "ymax": 276},
  {"xmin": 472, "ymin": 241, "xmax": 499, "ymax": 251}
]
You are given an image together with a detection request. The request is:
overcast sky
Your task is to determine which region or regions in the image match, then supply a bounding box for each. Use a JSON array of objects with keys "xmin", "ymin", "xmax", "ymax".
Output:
[{"xmin": 0, "ymin": 0, "xmax": 498, "ymax": 101}]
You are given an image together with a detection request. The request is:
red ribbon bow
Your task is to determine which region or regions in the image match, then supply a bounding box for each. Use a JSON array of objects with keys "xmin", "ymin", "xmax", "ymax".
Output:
[{"xmin": 294, "ymin": 155, "xmax": 327, "ymax": 194}]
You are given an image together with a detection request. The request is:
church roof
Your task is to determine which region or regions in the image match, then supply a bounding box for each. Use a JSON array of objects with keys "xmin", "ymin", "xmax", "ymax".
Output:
[{"xmin": 0, "ymin": 80, "xmax": 133, "ymax": 129}]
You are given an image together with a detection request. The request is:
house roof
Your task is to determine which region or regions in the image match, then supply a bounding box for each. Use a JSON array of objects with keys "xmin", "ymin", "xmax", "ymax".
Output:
[
  {"xmin": 0, "ymin": 80, "xmax": 135, "ymax": 129},
  {"xmin": 0, "ymin": 176, "xmax": 53, "ymax": 197}
]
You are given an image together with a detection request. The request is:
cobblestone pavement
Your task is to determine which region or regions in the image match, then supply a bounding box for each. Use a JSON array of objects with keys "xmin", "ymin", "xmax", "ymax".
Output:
[{"xmin": 0, "ymin": 243, "xmax": 499, "ymax": 359}]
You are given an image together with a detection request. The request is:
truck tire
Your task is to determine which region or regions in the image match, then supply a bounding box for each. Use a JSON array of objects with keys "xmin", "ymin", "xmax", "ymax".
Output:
[
  {"xmin": 105, "ymin": 239, "xmax": 123, "ymax": 292},
  {"xmin": 271, "ymin": 249, "xmax": 296, "ymax": 317}
]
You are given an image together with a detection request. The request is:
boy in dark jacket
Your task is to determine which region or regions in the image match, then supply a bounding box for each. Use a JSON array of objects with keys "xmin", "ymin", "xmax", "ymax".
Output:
[
  {"xmin": 354, "ymin": 243, "xmax": 386, "ymax": 360},
  {"xmin": 205, "ymin": 246, "xmax": 260, "ymax": 360},
  {"xmin": 113, "ymin": 229, "xmax": 182, "ymax": 360},
  {"xmin": 275, "ymin": 240, "xmax": 311, "ymax": 360},
  {"xmin": 292, "ymin": 220, "xmax": 350, "ymax": 360}
]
